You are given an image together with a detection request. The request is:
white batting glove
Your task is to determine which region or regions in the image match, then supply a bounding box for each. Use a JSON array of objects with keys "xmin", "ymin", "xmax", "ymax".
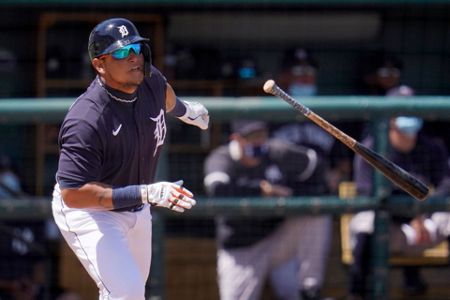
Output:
[
  {"xmin": 141, "ymin": 180, "xmax": 196, "ymax": 213},
  {"xmin": 178, "ymin": 100, "xmax": 209, "ymax": 130}
]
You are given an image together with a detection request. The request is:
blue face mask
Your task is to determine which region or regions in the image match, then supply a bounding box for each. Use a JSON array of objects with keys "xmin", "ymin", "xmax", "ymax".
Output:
[
  {"xmin": 288, "ymin": 84, "xmax": 317, "ymax": 97},
  {"xmin": 243, "ymin": 144, "xmax": 269, "ymax": 158},
  {"xmin": 395, "ymin": 116, "xmax": 423, "ymax": 135}
]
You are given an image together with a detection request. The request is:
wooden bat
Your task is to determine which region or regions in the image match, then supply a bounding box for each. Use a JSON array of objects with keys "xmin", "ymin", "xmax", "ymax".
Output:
[{"xmin": 263, "ymin": 79, "xmax": 429, "ymax": 201}]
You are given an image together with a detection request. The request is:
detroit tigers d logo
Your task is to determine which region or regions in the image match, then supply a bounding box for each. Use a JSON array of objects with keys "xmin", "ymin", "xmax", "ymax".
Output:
[
  {"xmin": 150, "ymin": 109, "xmax": 167, "ymax": 156},
  {"xmin": 117, "ymin": 25, "xmax": 129, "ymax": 38}
]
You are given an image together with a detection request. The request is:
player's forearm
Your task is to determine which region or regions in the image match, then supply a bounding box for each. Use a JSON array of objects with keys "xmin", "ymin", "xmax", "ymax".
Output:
[
  {"xmin": 61, "ymin": 181, "xmax": 196, "ymax": 213},
  {"xmin": 61, "ymin": 182, "xmax": 113, "ymax": 209},
  {"xmin": 166, "ymin": 83, "xmax": 209, "ymax": 130}
]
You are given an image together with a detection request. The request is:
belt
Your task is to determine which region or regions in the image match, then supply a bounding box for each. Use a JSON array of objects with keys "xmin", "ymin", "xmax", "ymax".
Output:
[{"xmin": 113, "ymin": 203, "xmax": 145, "ymax": 213}]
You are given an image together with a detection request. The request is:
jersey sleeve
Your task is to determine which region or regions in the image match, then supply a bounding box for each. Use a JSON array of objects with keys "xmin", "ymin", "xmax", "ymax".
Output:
[
  {"xmin": 203, "ymin": 148, "xmax": 233, "ymax": 197},
  {"xmin": 149, "ymin": 66, "xmax": 168, "ymax": 90},
  {"xmin": 143, "ymin": 66, "xmax": 168, "ymax": 112},
  {"xmin": 56, "ymin": 118, "xmax": 103, "ymax": 189},
  {"xmin": 203, "ymin": 147, "xmax": 262, "ymax": 197},
  {"xmin": 429, "ymin": 137, "xmax": 449, "ymax": 187},
  {"xmin": 271, "ymin": 139, "xmax": 328, "ymax": 195}
]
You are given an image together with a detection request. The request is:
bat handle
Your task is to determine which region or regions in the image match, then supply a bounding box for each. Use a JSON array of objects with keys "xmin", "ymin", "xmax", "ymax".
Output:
[
  {"xmin": 276, "ymin": 87, "xmax": 310, "ymax": 115},
  {"xmin": 263, "ymin": 79, "xmax": 311, "ymax": 115}
]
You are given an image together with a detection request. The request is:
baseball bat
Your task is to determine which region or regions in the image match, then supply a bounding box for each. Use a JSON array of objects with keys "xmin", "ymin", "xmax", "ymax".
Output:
[{"xmin": 263, "ymin": 79, "xmax": 429, "ymax": 201}]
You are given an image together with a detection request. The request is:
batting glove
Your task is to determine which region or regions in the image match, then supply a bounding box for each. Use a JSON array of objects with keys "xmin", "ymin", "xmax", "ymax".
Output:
[
  {"xmin": 141, "ymin": 180, "xmax": 196, "ymax": 213},
  {"xmin": 178, "ymin": 100, "xmax": 209, "ymax": 130}
]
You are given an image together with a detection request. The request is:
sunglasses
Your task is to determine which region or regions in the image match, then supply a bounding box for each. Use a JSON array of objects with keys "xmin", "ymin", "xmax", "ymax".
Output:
[{"xmin": 110, "ymin": 43, "xmax": 142, "ymax": 60}]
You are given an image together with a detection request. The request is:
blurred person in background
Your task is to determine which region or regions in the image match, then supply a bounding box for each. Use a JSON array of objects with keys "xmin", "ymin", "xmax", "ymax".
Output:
[
  {"xmin": 277, "ymin": 48, "xmax": 318, "ymax": 98},
  {"xmin": 204, "ymin": 120, "xmax": 334, "ymax": 300},
  {"xmin": 0, "ymin": 154, "xmax": 23, "ymax": 199},
  {"xmin": 348, "ymin": 91, "xmax": 449, "ymax": 299},
  {"xmin": 360, "ymin": 52, "xmax": 403, "ymax": 96},
  {"xmin": 0, "ymin": 154, "xmax": 46, "ymax": 300},
  {"xmin": 274, "ymin": 48, "xmax": 352, "ymax": 194}
]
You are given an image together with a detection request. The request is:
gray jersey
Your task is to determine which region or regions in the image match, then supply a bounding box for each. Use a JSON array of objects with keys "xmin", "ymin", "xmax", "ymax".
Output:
[{"xmin": 204, "ymin": 139, "xmax": 327, "ymax": 248}]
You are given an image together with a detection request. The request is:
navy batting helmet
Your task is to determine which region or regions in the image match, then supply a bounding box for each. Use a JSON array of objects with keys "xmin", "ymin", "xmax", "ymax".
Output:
[{"xmin": 88, "ymin": 18, "xmax": 152, "ymax": 76}]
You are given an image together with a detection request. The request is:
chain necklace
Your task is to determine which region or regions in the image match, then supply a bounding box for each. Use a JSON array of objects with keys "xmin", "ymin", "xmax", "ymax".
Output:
[{"xmin": 97, "ymin": 78, "xmax": 137, "ymax": 103}]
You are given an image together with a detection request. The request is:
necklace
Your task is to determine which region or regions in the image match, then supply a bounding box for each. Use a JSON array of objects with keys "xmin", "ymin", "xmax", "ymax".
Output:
[{"xmin": 97, "ymin": 78, "xmax": 137, "ymax": 103}]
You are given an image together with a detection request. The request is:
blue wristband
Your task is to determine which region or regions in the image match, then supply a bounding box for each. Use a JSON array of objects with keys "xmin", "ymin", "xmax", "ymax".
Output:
[
  {"xmin": 112, "ymin": 185, "xmax": 142, "ymax": 209},
  {"xmin": 169, "ymin": 98, "xmax": 187, "ymax": 117}
]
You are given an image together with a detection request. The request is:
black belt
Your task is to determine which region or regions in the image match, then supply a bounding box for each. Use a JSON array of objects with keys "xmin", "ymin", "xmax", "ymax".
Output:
[{"xmin": 113, "ymin": 203, "xmax": 145, "ymax": 213}]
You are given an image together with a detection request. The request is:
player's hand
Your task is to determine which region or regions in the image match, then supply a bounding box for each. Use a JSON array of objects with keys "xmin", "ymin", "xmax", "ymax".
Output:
[
  {"xmin": 410, "ymin": 217, "xmax": 432, "ymax": 245},
  {"xmin": 143, "ymin": 180, "xmax": 196, "ymax": 212},
  {"xmin": 260, "ymin": 180, "xmax": 293, "ymax": 197},
  {"xmin": 178, "ymin": 100, "xmax": 209, "ymax": 130}
]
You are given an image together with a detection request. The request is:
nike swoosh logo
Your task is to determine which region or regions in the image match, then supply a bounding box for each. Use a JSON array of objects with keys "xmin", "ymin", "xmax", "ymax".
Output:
[
  {"xmin": 112, "ymin": 124, "xmax": 122, "ymax": 136},
  {"xmin": 188, "ymin": 114, "xmax": 207, "ymax": 121}
]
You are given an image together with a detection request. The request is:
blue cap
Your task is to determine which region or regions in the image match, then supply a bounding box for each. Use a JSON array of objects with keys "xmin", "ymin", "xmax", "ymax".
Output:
[{"xmin": 394, "ymin": 116, "xmax": 423, "ymax": 135}]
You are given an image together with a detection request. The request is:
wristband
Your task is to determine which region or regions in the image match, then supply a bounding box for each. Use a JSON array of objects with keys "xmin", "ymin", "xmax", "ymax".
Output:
[
  {"xmin": 111, "ymin": 185, "xmax": 142, "ymax": 209},
  {"xmin": 168, "ymin": 98, "xmax": 187, "ymax": 117}
]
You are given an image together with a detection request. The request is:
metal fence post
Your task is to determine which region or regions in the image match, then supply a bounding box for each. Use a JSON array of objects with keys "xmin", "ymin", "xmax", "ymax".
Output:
[
  {"xmin": 371, "ymin": 117, "xmax": 391, "ymax": 300},
  {"xmin": 147, "ymin": 140, "xmax": 169, "ymax": 299}
]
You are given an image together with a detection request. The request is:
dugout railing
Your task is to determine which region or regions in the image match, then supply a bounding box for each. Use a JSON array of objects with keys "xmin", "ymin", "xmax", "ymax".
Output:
[{"xmin": 0, "ymin": 97, "xmax": 450, "ymax": 300}]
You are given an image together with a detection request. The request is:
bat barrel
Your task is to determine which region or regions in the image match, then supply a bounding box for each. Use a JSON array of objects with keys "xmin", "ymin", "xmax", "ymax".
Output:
[{"xmin": 354, "ymin": 143, "xmax": 429, "ymax": 200}]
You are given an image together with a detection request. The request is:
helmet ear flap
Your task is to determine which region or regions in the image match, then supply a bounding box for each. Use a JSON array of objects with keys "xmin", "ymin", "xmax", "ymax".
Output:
[{"xmin": 142, "ymin": 42, "xmax": 152, "ymax": 77}]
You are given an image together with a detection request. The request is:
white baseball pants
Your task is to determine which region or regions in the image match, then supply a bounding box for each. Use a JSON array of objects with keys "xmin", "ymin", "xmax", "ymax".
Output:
[{"xmin": 52, "ymin": 184, "xmax": 152, "ymax": 300}]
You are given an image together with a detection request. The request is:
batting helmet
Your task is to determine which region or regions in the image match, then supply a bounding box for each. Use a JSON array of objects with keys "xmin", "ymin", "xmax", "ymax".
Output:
[{"xmin": 88, "ymin": 18, "xmax": 152, "ymax": 76}]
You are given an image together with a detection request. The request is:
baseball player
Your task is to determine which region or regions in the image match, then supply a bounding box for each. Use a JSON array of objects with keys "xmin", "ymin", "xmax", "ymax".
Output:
[
  {"xmin": 204, "ymin": 120, "xmax": 333, "ymax": 300},
  {"xmin": 51, "ymin": 18, "xmax": 209, "ymax": 300},
  {"xmin": 349, "ymin": 115, "xmax": 448, "ymax": 299}
]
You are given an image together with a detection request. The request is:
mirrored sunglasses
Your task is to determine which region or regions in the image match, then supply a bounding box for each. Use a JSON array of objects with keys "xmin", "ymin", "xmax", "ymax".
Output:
[{"xmin": 111, "ymin": 43, "xmax": 142, "ymax": 60}]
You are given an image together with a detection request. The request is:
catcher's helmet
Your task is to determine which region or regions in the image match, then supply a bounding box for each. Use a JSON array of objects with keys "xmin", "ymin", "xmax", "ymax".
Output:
[{"xmin": 88, "ymin": 18, "xmax": 152, "ymax": 76}]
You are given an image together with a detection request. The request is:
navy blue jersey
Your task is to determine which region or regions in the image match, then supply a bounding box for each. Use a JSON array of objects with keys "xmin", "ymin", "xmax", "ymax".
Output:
[
  {"xmin": 354, "ymin": 133, "xmax": 449, "ymax": 223},
  {"xmin": 273, "ymin": 123, "xmax": 335, "ymax": 156},
  {"xmin": 57, "ymin": 66, "xmax": 167, "ymax": 189}
]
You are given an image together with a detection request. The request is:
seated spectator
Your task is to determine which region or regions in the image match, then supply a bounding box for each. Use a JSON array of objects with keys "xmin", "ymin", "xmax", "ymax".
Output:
[
  {"xmin": 360, "ymin": 52, "xmax": 403, "ymax": 96},
  {"xmin": 0, "ymin": 154, "xmax": 46, "ymax": 300},
  {"xmin": 204, "ymin": 120, "xmax": 334, "ymax": 300},
  {"xmin": 277, "ymin": 48, "xmax": 318, "ymax": 97},
  {"xmin": 348, "ymin": 115, "xmax": 449, "ymax": 300},
  {"xmin": 0, "ymin": 154, "xmax": 24, "ymax": 199}
]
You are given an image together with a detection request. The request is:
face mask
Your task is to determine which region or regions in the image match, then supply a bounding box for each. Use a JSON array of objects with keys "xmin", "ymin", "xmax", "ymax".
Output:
[
  {"xmin": 395, "ymin": 116, "xmax": 423, "ymax": 135},
  {"xmin": 243, "ymin": 144, "xmax": 269, "ymax": 158},
  {"xmin": 288, "ymin": 83, "xmax": 317, "ymax": 97}
]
